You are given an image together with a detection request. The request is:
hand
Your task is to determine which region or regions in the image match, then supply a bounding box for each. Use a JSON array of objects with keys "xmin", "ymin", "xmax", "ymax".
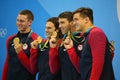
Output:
[
  {"xmin": 64, "ymin": 36, "xmax": 73, "ymax": 50},
  {"xmin": 14, "ymin": 43, "xmax": 23, "ymax": 54},
  {"xmin": 31, "ymin": 40, "xmax": 39, "ymax": 49},
  {"xmin": 49, "ymin": 36, "xmax": 57, "ymax": 48},
  {"xmin": 109, "ymin": 43, "xmax": 115, "ymax": 53}
]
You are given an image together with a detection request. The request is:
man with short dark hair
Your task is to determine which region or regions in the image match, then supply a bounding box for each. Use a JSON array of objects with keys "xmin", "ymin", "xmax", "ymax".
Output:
[
  {"xmin": 2, "ymin": 10, "xmax": 38, "ymax": 80},
  {"xmin": 30, "ymin": 17, "xmax": 61, "ymax": 80},
  {"xmin": 73, "ymin": 7, "xmax": 115, "ymax": 80},
  {"xmin": 56, "ymin": 11, "xmax": 85, "ymax": 80},
  {"xmin": 58, "ymin": 11, "xmax": 74, "ymax": 34}
]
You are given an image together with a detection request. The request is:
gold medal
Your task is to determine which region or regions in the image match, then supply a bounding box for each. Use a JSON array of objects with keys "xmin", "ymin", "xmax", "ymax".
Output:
[
  {"xmin": 37, "ymin": 36, "xmax": 42, "ymax": 44},
  {"xmin": 23, "ymin": 43, "xmax": 28, "ymax": 50},
  {"xmin": 13, "ymin": 37, "xmax": 20, "ymax": 45},
  {"xmin": 52, "ymin": 31, "xmax": 57, "ymax": 38},
  {"xmin": 51, "ymin": 31, "xmax": 58, "ymax": 44},
  {"xmin": 67, "ymin": 31, "xmax": 71, "ymax": 37}
]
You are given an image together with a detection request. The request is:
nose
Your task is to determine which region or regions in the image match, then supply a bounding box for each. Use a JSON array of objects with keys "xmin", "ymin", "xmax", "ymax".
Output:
[
  {"xmin": 45, "ymin": 28, "xmax": 49, "ymax": 33},
  {"xmin": 73, "ymin": 20, "xmax": 76, "ymax": 25},
  {"xmin": 59, "ymin": 24, "xmax": 62, "ymax": 28}
]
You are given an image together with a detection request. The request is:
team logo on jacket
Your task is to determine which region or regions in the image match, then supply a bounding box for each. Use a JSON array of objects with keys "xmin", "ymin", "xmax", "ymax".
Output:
[
  {"xmin": 23, "ymin": 43, "xmax": 28, "ymax": 50},
  {"xmin": 77, "ymin": 44, "xmax": 83, "ymax": 51}
]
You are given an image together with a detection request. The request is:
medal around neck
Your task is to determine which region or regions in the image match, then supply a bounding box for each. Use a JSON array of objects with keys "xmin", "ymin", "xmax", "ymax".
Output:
[
  {"xmin": 37, "ymin": 36, "xmax": 42, "ymax": 44},
  {"xmin": 13, "ymin": 37, "xmax": 20, "ymax": 45},
  {"xmin": 51, "ymin": 31, "xmax": 57, "ymax": 44},
  {"xmin": 67, "ymin": 31, "xmax": 71, "ymax": 37},
  {"xmin": 52, "ymin": 31, "xmax": 57, "ymax": 38}
]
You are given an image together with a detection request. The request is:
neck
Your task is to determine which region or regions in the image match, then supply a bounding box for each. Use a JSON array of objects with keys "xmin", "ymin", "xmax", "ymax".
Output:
[
  {"xmin": 20, "ymin": 28, "xmax": 31, "ymax": 33},
  {"xmin": 82, "ymin": 24, "xmax": 94, "ymax": 33}
]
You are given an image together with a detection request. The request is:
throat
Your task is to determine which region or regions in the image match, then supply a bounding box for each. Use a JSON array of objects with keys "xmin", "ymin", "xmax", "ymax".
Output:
[
  {"xmin": 20, "ymin": 28, "xmax": 31, "ymax": 33},
  {"xmin": 83, "ymin": 25, "xmax": 94, "ymax": 33}
]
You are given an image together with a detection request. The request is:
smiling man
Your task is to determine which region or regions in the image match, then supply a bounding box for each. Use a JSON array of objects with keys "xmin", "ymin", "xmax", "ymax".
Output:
[
  {"xmin": 30, "ymin": 17, "xmax": 61, "ymax": 80},
  {"xmin": 57, "ymin": 11, "xmax": 85, "ymax": 80},
  {"xmin": 73, "ymin": 7, "xmax": 115, "ymax": 80},
  {"xmin": 2, "ymin": 10, "xmax": 38, "ymax": 80}
]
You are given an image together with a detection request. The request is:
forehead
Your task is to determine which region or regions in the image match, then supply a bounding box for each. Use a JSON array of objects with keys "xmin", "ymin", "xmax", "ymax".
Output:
[
  {"xmin": 17, "ymin": 14, "xmax": 28, "ymax": 19},
  {"xmin": 73, "ymin": 13, "xmax": 80, "ymax": 18},
  {"xmin": 46, "ymin": 21, "xmax": 55, "ymax": 27},
  {"xmin": 58, "ymin": 18, "xmax": 69, "ymax": 22}
]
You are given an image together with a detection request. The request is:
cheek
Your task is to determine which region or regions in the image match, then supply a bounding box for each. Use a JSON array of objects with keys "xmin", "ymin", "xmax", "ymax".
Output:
[
  {"xmin": 19, "ymin": 22, "xmax": 26, "ymax": 26},
  {"xmin": 50, "ymin": 30, "xmax": 54, "ymax": 33},
  {"xmin": 79, "ymin": 21, "xmax": 84, "ymax": 25},
  {"xmin": 25, "ymin": 22, "xmax": 29, "ymax": 26},
  {"xmin": 76, "ymin": 21, "xmax": 80, "ymax": 25},
  {"xmin": 48, "ymin": 29, "xmax": 53, "ymax": 33},
  {"xmin": 63, "ymin": 25, "xmax": 69, "ymax": 30}
]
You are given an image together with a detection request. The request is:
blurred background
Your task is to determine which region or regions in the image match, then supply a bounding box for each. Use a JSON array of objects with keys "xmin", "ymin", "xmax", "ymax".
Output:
[{"xmin": 0, "ymin": 0, "xmax": 120, "ymax": 79}]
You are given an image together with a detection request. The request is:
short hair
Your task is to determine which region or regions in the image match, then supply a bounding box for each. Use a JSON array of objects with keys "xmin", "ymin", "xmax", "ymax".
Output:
[
  {"xmin": 47, "ymin": 17, "xmax": 62, "ymax": 38},
  {"xmin": 58, "ymin": 11, "xmax": 73, "ymax": 22},
  {"xmin": 19, "ymin": 10, "xmax": 34, "ymax": 21},
  {"xmin": 73, "ymin": 7, "xmax": 94, "ymax": 24},
  {"xmin": 47, "ymin": 17, "xmax": 59, "ymax": 30}
]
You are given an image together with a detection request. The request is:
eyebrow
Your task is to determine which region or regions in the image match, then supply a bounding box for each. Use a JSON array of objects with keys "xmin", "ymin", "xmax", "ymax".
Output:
[{"xmin": 59, "ymin": 21, "xmax": 64, "ymax": 23}]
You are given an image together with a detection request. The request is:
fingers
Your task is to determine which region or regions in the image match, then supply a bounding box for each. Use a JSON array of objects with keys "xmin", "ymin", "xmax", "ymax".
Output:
[
  {"xmin": 49, "ymin": 36, "xmax": 58, "ymax": 48},
  {"xmin": 31, "ymin": 40, "xmax": 39, "ymax": 49},
  {"xmin": 109, "ymin": 45, "xmax": 115, "ymax": 53},
  {"xmin": 14, "ymin": 43, "xmax": 22, "ymax": 49},
  {"xmin": 64, "ymin": 36, "xmax": 71, "ymax": 45},
  {"xmin": 50, "ymin": 37, "xmax": 57, "ymax": 44},
  {"xmin": 14, "ymin": 43, "xmax": 23, "ymax": 53}
]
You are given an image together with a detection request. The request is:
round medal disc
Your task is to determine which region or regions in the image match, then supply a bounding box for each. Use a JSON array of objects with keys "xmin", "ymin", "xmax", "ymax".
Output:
[
  {"xmin": 23, "ymin": 43, "xmax": 28, "ymax": 50},
  {"xmin": 13, "ymin": 37, "xmax": 20, "ymax": 45}
]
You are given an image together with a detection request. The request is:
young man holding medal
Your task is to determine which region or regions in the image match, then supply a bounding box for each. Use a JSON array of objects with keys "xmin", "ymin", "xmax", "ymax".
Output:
[
  {"xmin": 51, "ymin": 11, "xmax": 84, "ymax": 80},
  {"xmin": 30, "ymin": 17, "xmax": 61, "ymax": 80},
  {"xmin": 73, "ymin": 7, "xmax": 115, "ymax": 80},
  {"xmin": 2, "ymin": 10, "xmax": 39, "ymax": 80}
]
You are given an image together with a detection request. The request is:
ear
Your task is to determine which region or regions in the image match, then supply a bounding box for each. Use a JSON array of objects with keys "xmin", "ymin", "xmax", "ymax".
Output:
[
  {"xmin": 84, "ymin": 17, "xmax": 89, "ymax": 23},
  {"xmin": 28, "ymin": 20, "xmax": 33, "ymax": 26}
]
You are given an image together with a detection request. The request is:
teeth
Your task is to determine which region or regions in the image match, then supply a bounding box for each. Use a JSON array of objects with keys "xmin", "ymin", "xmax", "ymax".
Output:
[{"xmin": 46, "ymin": 32, "xmax": 50, "ymax": 35}]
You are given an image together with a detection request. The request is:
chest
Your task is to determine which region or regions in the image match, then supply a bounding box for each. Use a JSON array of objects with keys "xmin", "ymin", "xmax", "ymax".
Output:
[{"xmin": 8, "ymin": 37, "xmax": 33, "ymax": 58}]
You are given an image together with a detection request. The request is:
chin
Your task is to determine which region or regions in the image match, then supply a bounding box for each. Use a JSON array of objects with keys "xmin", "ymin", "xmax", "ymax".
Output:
[
  {"xmin": 76, "ymin": 29, "xmax": 79, "ymax": 31},
  {"xmin": 46, "ymin": 35, "xmax": 50, "ymax": 38},
  {"xmin": 18, "ymin": 28, "xmax": 23, "ymax": 31},
  {"xmin": 62, "ymin": 32, "xmax": 65, "ymax": 35}
]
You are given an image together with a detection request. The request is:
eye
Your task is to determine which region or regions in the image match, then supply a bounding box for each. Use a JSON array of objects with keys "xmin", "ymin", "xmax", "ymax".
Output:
[
  {"xmin": 73, "ymin": 18, "xmax": 77, "ymax": 22},
  {"xmin": 46, "ymin": 26, "xmax": 52, "ymax": 30},
  {"xmin": 60, "ymin": 21, "xmax": 64, "ymax": 24},
  {"xmin": 20, "ymin": 20, "xmax": 25, "ymax": 22}
]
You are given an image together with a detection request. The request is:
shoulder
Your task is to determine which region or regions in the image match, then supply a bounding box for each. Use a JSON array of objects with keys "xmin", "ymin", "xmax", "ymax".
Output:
[
  {"xmin": 89, "ymin": 27, "xmax": 106, "ymax": 37},
  {"xmin": 6, "ymin": 34, "xmax": 17, "ymax": 48},
  {"xmin": 6, "ymin": 34, "xmax": 16, "ymax": 43},
  {"xmin": 88, "ymin": 27, "xmax": 107, "ymax": 43}
]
